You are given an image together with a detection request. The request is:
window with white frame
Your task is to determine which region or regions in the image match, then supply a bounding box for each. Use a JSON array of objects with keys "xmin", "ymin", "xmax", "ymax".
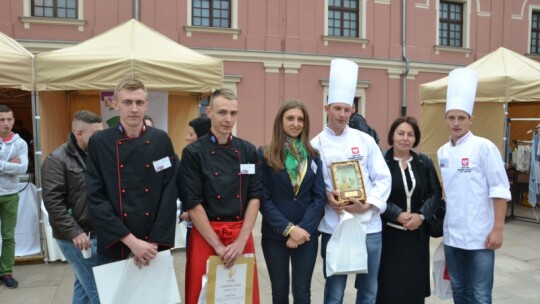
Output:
[
  {"xmin": 192, "ymin": 0, "xmax": 231, "ymax": 28},
  {"xmin": 31, "ymin": 0, "xmax": 78, "ymax": 19},
  {"xmin": 436, "ymin": 0, "xmax": 470, "ymax": 50},
  {"xmin": 439, "ymin": 1, "xmax": 463, "ymax": 47},
  {"xmin": 328, "ymin": 0, "xmax": 359, "ymax": 37},
  {"xmin": 531, "ymin": 11, "xmax": 540, "ymax": 54},
  {"xmin": 323, "ymin": 0, "xmax": 367, "ymax": 44},
  {"xmin": 185, "ymin": 0, "xmax": 239, "ymax": 38},
  {"xmin": 21, "ymin": 0, "xmax": 85, "ymax": 30}
]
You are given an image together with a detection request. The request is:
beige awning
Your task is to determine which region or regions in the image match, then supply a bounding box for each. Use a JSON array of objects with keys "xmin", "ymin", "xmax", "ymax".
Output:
[
  {"xmin": 419, "ymin": 47, "xmax": 540, "ymax": 161},
  {"xmin": 36, "ymin": 19, "xmax": 222, "ymax": 92},
  {"xmin": 420, "ymin": 47, "xmax": 540, "ymax": 104},
  {"xmin": 0, "ymin": 32, "xmax": 34, "ymax": 91}
]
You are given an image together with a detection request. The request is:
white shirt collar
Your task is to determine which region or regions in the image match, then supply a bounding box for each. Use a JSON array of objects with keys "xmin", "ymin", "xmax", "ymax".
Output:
[
  {"xmin": 324, "ymin": 125, "xmax": 349, "ymax": 136},
  {"xmin": 450, "ymin": 131, "xmax": 473, "ymax": 147}
]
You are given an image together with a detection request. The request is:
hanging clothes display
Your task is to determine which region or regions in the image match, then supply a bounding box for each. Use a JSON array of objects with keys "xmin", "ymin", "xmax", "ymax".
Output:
[
  {"xmin": 516, "ymin": 143, "xmax": 532, "ymax": 172},
  {"xmin": 528, "ymin": 131, "xmax": 540, "ymax": 207}
]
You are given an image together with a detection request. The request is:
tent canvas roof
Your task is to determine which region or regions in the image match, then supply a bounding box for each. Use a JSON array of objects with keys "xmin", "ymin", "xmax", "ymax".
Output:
[
  {"xmin": 420, "ymin": 47, "xmax": 540, "ymax": 104},
  {"xmin": 0, "ymin": 32, "xmax": 34, "ymax": 91},
  {"xmin": 36, "ymin": 19, "xmax": 222, "ymax": 92}
]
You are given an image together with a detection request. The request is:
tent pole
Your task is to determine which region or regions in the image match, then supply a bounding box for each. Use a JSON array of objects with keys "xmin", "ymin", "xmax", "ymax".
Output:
[
  {"xmin": 400, "ymin": 0, "xmax": 409, "ymax": 116},
  {"xmin": 32, "ymin": 89, "xmax": 47, "ymax": 261},
  {"xmin": 134, "ymin": 0, "xmax": 140, "ymax": 21},
  {"xmin": 504, "ymin": 100, "xmax": 509, "ymax": 165}
]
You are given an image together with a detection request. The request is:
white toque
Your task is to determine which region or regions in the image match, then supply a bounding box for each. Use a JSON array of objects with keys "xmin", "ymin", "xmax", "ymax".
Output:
[
  {"xmin": 328, "ymin": 58, "xmax": 358, "ymax": 106},
  {"xmin": 446, "ymin": 67, "xmax": 479, "ymax": 116}
]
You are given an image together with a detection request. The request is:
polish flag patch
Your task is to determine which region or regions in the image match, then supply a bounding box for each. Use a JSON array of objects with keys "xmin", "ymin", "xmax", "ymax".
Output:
[
  {"xmin": 461, "ymin": 158, "xmax": 469, "ymax": 167},
  {"xmin": 351, "ymin": 147, "xmax": 360, "ymax": 154}
]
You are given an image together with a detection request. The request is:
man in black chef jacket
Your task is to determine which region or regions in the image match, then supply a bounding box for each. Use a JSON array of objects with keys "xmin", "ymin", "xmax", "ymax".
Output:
[
  {"xmin": 86, "ymin": 78, "xmax": 177, "ymax": 267},
  {"xmin": 178, "ymin": 88, "xmax": 263, "ymax": 304}
]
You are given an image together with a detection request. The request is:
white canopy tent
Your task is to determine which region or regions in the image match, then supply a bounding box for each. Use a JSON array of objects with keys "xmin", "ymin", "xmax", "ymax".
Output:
[
  {"xmin": 0, "ymin": 32, "xmax": 41, "ymax": 258},
  {"xmin": 0, "ymin": 31, "xmax": 34, "ymax": 90},
  {"xmin": 419, "ymin": 47, "xmax": 540, "ymax": 163},
  {"xmin": 35, "ymin": 19, "xmax": 222, "ymax": 92}
]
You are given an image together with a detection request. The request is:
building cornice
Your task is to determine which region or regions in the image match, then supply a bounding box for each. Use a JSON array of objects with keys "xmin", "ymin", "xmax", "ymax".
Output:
[
  {"xmin": 198, "ymin": 48, "xmax": 460, "ymax": 75},
  {"xmin": 18, "ymin": 40, "xmax": 461, "ymax": 76}
]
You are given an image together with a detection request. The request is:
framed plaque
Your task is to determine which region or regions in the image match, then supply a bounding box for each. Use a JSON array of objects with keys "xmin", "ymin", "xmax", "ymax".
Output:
[
  {"xmin": 206, "ymin": 254, "xmax": 255, "ymax": 304},
  {"xmin": 330, "ymin": 161, "xmax": 366, "ymax": 204}
]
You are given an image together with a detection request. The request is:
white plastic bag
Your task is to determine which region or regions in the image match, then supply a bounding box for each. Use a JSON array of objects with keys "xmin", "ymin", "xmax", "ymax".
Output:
[
  {"xmin": 197, "ymin": 274, "xmax": 208, "ymax": 304},
  {"xmin": 174, "ymin": 221, "xmax": 188, "ymax": 249},
  {"xmin": 432, "ymin": 243, "xmax": 453, "ymax": 300},
  {"xmin": 325, "ymin": 211, "xmax": 371, "ymax": 276}
]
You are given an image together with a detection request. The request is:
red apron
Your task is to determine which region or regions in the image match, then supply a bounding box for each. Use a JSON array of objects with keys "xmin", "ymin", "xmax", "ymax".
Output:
[{"xmin": 184, "ymin": 221, "xmax": 260, "ymax": 304}]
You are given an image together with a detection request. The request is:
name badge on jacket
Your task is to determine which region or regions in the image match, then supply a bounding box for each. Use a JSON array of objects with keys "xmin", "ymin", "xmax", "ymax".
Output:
[
  {"xmin": 153, "ymin": 156, "xmax": 172, "ymax": 173},
  {"xmin": 439, "ymin": 158, "xmax": 449, "ymax": 169},
  {"xmin": 240, "ymin": 164, "xmax": 255, "ymax": 175}
]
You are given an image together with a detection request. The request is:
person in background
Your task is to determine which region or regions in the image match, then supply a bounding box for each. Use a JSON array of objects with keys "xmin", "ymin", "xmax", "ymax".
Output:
[
  {"xmin": 260, "ymin": 100, "xmax": 325, "ymax": 304},
  {"xmin": 42, "ymin": 110, "xmax": 103, "ymax": 304},
  {"xmin": 377, "ymin": 116, "xmax": 442, "ymax": 304},
  {"xmin": 0, "ymin": 105, "xmax": 28, "ymax": 289},
  {"xmin": 184, "ymin": 117, "xmax": 211, "ymax": 144},
  {"xmin": 12, "ymin": 119, "xmax": 33, "ymax": 146},
  {"xmin": 178, "ymin": 89, "xmax": 262, "ymax": 304},
  {"xmin": 348, "ymin": 105, "xmax": 379, "ymax": 146},
  {"xmin": 143, "ymin": 115, "xmax": 154, "ymax": 127},
  {"xmin": 438, "ymin": 68, "xmax": 511, "ymax": 304},
  {"xmin": 311, "ymin": 59, "xmax": 391, "ymax": 304},
  {"xmin": 86, "ymin": 78, "xmax": 177, "ymax": 267},
  {"xmin": 179, "ymin": 117, "xmax": 211, "ymax": 249}
]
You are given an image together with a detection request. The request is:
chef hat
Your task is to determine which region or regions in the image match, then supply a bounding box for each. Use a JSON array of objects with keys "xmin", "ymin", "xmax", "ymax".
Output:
[
  {"xmin": 446, "ymin": 67, "xmax": 478, "ymax": 116},
  {"xmin": 328, "ymin": 59, "xmax": 358, "ymax": 106}
]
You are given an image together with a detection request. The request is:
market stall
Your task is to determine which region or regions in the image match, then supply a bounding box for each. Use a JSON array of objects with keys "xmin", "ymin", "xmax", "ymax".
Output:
[
  {"xmin": 33, "ymin": 19, "xmax": 223, "ymax": 260},
  {"xmin": 0, "ymin": 32, "xmax": 41, "ymax": 257},
  {"xmin": 419, "ymin": 47, "xmax": 540, "ymax": 222},
  {"xmin": 35, "ymin": 18, "xmax": 223, "ymax": 158}
]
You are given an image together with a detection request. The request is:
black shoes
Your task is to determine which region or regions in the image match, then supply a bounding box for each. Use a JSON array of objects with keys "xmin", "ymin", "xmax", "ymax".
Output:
[{"xmin": 1, "ymin": 274, "xmax": 18, "ymax": 288}]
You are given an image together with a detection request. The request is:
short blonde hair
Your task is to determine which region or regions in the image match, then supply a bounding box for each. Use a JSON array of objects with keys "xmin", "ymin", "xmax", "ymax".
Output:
[
  {"xmin": 209, "ymin": 88, "xmax": 236, "ymax": 107},
  {"xmin": 113, "ymin": 78, "xmax": 148, "ymax": 101}
]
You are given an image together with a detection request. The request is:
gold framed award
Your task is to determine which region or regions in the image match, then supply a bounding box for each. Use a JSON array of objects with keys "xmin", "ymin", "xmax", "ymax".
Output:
[{"xmin": 330, "ymin": 160, "xmax": 366, "ymax": 204}]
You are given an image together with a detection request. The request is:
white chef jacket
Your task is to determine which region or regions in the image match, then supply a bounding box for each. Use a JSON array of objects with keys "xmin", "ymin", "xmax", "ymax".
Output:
[
  {"xmin": 311, "ymin": 125, "xmax": 391, "ymax": 234},
  {"xmin": 438, "ymin": 132, "xmax": 511, "ymax": 250}
]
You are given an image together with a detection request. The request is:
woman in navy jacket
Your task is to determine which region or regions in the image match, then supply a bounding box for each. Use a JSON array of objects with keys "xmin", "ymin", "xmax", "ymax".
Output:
[{"xmin": 259, "ymin": 100, "xmax": 326, "ymax": 304}]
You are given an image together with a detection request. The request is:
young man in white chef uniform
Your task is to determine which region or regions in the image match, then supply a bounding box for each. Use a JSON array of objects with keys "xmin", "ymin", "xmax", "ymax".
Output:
[
  {"xmin": 311, "ymin": 59, "xmax": 391, "ymax": 304},
  {"xmin": 437, "ymin": 68, "xmax": 511, "ymax": 304}
]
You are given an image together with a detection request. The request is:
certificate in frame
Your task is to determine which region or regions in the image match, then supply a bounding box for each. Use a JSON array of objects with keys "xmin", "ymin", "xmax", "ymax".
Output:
[
  {"xmin": 330, "ymin": 160, "xmax": 366, "ymax": 204},
  {"xmin": 206, "ymin": 254, "xmax": 255, "ymax": 304}
]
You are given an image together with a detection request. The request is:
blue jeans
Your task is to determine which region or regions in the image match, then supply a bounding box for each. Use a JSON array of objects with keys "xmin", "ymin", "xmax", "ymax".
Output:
[
  {"xmin": 321, "ymin": 232, "xmax": 382, "ymax": 304},
  {"xmin": 444, "ymin": 245, "xmax": 495, "ymax": 304},
  {"xmin": 56, "ymin": 238, "xmax": 100, "ymax": 304},
  {"xmin": 262, "ymin": 235, "xmax": 318, "ymax": 304}
]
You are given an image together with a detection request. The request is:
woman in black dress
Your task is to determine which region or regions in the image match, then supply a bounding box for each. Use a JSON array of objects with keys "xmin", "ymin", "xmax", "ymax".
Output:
[{"xmin": 377, "ymin": 116, "xmax": 442, "ymax": 304}]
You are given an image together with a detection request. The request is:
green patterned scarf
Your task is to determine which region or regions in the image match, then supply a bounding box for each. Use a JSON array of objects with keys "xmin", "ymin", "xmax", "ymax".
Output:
[{"xmin": 284, "ymin": 137, "xmax": 307, "ymax": 194}]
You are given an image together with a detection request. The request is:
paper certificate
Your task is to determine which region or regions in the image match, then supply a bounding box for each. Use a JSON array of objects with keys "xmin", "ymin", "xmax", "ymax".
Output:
[
  {"xmin": 93, "ymin": 250, "xmax": 181, "ymax": 304},
  {"xmin": 206, "ymin": 254, "xmax": 255, "ymax": 304}
]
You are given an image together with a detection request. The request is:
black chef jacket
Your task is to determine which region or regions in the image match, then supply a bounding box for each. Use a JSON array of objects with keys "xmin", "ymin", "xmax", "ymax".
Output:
[
  {"xmin": 178, "ymin": 134, "xmax": 263, "ymax": 221},
  {"xmin": 86, "ymin": 125, "xmax": 177, "ymax": 259}
]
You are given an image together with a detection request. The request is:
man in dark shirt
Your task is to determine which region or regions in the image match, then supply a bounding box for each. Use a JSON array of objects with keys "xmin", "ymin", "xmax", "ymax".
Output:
[
  {"xmin": 178, "ymin": 88, "xmax": 263, "ymax": 304},
  {"xmin": 86, "ymin": 78, "xmax": 177, "ymax": 267},
  {"xmin": 42, "ymin": 110, "xmax": 103, "ymax": 303}
]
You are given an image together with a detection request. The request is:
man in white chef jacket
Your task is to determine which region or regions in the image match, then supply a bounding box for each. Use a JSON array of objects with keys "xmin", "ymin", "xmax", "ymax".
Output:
[
  {"xmin": 311, "ymin": 59, "xmax": 391, "ymax": 304},
  {"xmin": 437, "ymin": 68, "xmax": 511, "ymax": 304}
]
